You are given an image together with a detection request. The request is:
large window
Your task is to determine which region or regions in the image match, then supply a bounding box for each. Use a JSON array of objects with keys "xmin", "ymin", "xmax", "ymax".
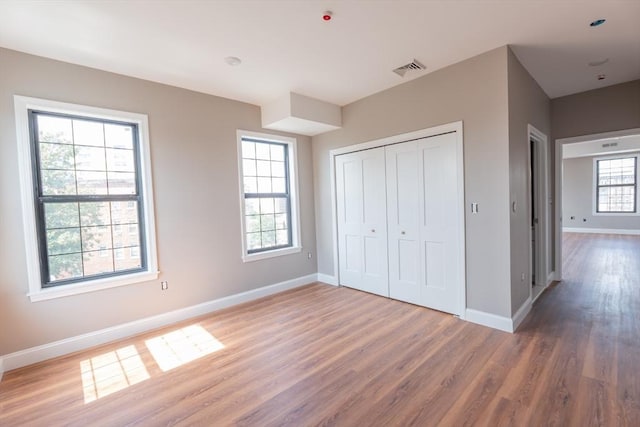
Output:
[
  {"xmin": 595, "ymin": 156, "xmax": 637, "ymax": 213},
  {"xmin": 237, "ymin": 131, "xmax": 300, "ymax": 261},
  {"xmin": 15, "ymin": 96, "xmax": 158, "ymax": 301}
]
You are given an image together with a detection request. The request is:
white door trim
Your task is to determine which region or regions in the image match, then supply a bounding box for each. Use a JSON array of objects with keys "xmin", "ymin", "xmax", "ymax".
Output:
[
  {"xmin": 554, "ymin": 127, "xmax": 640, "ymax": 282},
  {"xmin": 329, "ymin": 121, "xmax": 466, "ymax": 316}
]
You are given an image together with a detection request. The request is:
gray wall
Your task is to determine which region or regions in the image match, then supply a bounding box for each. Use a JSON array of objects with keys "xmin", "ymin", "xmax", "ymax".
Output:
[
  {"xmin": 313, "ymin": 46, "xmax": 513, "ymax": 318},
  {"xmin": 507, "ymin": 49, "xmax": 551, "ymax": 313},
  {"xmin": 0, "ymin": 48, "xmax": 317, "ymax": 355},
  {"xmin": 563, "ymin": 154, "xmax": 640, "ymax": 230}
]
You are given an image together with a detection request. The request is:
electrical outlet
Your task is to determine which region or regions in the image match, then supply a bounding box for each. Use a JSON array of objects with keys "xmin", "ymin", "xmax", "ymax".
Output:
[
  {"xmin": 521, "ymin": 273, "xmax": 525, "ymax": 281},
  {"xmin": 161, "ymin": 281, "xmax": 168, "ymax": 290},
  {"xmin": 307, "ymin": 252, "xmax": 313, "ymax": 259}
]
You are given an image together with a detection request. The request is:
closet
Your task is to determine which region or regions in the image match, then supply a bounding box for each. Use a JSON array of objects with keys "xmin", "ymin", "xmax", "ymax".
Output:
[{"xmin": 335, "ymin": 131, "xmax": 463, "ymax": 315}]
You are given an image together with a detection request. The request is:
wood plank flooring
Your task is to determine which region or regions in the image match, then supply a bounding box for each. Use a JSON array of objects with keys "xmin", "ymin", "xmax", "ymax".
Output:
[{"xmin": 1, "ymin": 232, "xmax": 639, "ymax": 426}]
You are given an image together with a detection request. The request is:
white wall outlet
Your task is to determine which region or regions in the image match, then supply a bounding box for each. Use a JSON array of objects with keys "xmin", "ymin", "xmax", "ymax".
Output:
[
  {"xmin": 307, "ymin": 252, "xmax": 313, "ymax": 259},
  {"xmin": 520, "ymin": 273, "xmax": 525, "ymax": 281},
  {"xmin": 161, "ymin": 281, "xmax": 168, "ymax": 290}
]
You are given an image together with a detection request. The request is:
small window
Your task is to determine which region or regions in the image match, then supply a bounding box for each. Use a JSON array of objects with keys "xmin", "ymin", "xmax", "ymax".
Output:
[
  {"xmin": 237, "ymin": 131, "xmax": 301, "ymax": 261},
  {"xmin": 15, "ymin": 96, "xmax": 158, "ymax": 301},
  {"xmin": 596, "ymin": 157, "xmax": 637, "ymax": 213}
]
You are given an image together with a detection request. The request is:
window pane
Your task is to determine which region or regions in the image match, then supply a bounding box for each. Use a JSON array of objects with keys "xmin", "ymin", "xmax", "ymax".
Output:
[
  {"xmin": 115, "ymin": 248, "xmax": 142, "ymax": 270},
  {"xmin": 39, "ymin": 143, "xmax": 75, "ymax": 170},
  {"xmin": 83, "ymin": 250, "xmax": 114, "ymax": 276},
  {"xmin": 49, "ymin": 253, "xmax": 83, "ymax": 281},
  {"xmin": 113, "ymin": 224, "xmax": 140, "ymax": 248},
  {"xmin": 80, "ymin": 202, "xmax": 111, "ymax": 226},
  {"xmin": 255, "ymin": 143, "xmax": 271, "ymax": 160},
  {"xmin": 261, "ymin": 231, "xmax": 276, "ymax": 247},
  {"xmin": 45, "ymin": 203, "xmax": 80, "ymax": 229},
  {"xmin": 259, "ymin": 198, "xmax": 275, "ymax": 214},
  {"xmin": 245, "ymin": 215, "xmax": 260, "ymax": 233},
  {"xmin": 275, "ymin": 198, "xmax": 288, "ymax": 214},
  {"xmin": 73, "ymin": 119, "xmax": 104, "ymax": 147},
  {"xmin": 47, "ymin": 228, "xmax": 81, "ymax": 255},
  {"xmin": 105, "ymin": 124, "xmax": 134, "ymax": 149},
  {"xmin": 243, "ymin": 159, "xmax": 256, "ymax": 177},
  {"xmin": 75, "ymin": 146, "xmax": 106, "ymax": 171},
  {"xmin": 81, "ymin": 226, "xmax": 113, "ymax": 252},
  {"xmin": 246, "ymin": 232, "xmax": 262, "ymax": 250},
  {"xmin": 270, "ymin": 144, "xmax": 285, "ymax": 161},
  {"xmin": 41, "ymin": 170, "xmax": 76, "ymax": 195},
  {"xmin": 275, "ymin": 213, "xmax": 288, "ymax": 230},
  {"xmin": 271, "ymin": 161, "xmax": 285, "ymax": 177},
  {"xmin": 261, "ymin": 214, "xmax": 275, "ymax": 231},
  {"xmin": 244, "ymin": 177, "xmax": 257, "ymax": 193},
  {"xmin": 37, "ymin": 115, "xmax": 72, "ymax": 144},
  {"xmin": 257, "ymin": 177, "xmax": 272, "ymax": 193},
  {"xmin": 77, "ymin": 171, "xmax": 108, "ymax": 195},
  {"xmin": 272, "ymin": 178, "xmax": 286, "ymax": 193},
  {"xmin": 108, "ymin": 172, "xmax": 136, "ymax": 195},
  {"xmin": 276, "ymin": 230, "xmax": 289, "ymax": 246},
  {"xmin": 111, "ymin": 201, "xmax": 138, "ymax": 225},
  {"xmin": 256, "ymin": 160, "xmax": 271, "ymax": 176},
  {"xmin": 106, "ymin": 148, "xmax": 135, "ymax": 172},
  {"xmin": 242, "ymin": 141, "xmax": 255, "ymax": 159},
  {"xmin": 245, "ymin": 198, "xmax": 259, "ymax": 215}
]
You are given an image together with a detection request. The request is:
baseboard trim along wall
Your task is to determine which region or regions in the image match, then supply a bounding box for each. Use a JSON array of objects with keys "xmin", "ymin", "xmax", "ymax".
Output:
[
  {"xmin": 0, "ymin": 274, "xmax": 318, "ymax": 374},
  {"xmin": 465, "ymin": 298, "xmax": 532, "ymax": 334},
  {"xmin": 563, "ymin": 227, "xmax": 640, "ymax": 235},
  {"xmin": 316, "ymin": 273, "xmax": 338, "ymax": 286}
]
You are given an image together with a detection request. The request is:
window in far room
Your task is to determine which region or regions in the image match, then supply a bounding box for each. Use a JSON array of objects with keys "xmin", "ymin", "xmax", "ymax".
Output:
[{"xmin": 595, "ymin": 156, "xmax": 637, "ymax": 213}]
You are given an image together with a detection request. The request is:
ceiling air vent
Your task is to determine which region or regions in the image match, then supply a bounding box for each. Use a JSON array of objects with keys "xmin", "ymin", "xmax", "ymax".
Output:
[
  {"xmin": 602, "ymin": 142, "xmax": 618, "ymax": 148},
  {"xmin": 393, "ymin": 59, "xmax": 426, "ymax": 77}
]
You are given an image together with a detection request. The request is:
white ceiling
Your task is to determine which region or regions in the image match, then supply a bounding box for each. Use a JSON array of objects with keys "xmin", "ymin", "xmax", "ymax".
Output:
[{"xmin": 0, "ymin": 1, "xmax": 638, "ymax": 108}]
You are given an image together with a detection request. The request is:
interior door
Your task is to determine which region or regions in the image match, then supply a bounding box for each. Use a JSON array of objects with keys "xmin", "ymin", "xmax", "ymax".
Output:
[
  {"xmin": 418, "ymin": 132, "xmax": 461, "ymax": 314},
  {"xmin": 335, "ymin": 148, "xmax": 389, "ymax": 297},
  {"xmin": 386, "ymin": 142, "xmax": 421, "ymax": 305}
]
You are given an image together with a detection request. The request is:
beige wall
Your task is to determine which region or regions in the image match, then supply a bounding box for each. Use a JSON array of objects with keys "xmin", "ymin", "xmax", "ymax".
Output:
[
  {"xmin": 507, "ymin": 49, "xmax": 551, "ymax": 313},
  {"xmin": 313, "ymin": 46, "xmax": 513, "ymax": 318},
  {"xmin": 563, "ymin": 154, "xmax": 640, "ymax": 230},
  {"xmin": 0, "ymin": 48, "xmax": 316, "ymax": 355}
]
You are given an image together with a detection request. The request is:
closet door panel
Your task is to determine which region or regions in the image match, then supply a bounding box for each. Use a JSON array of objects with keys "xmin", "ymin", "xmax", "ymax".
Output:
[{"xmin": 386, "ymin": 142, "xmax": 420, "ymax": 304}]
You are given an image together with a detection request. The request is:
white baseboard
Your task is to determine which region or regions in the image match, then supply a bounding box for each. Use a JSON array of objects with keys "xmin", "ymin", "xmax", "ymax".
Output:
[
  {"xmin": 465, "ymin": 308, "xmax": 514, "ymax": 333},
  {"xmin": 0, "ymin": 274, "xmax": 317, "ymax": 374},
  {"xmin": 316, "ymin": 273, "xmax": 338, "ymax": 286},
  {"xmin": 547, "ymin": 271, "xmax": 556, "ymax": 286},
  {"xmin": 512, "ymin": 297, "xmax": 532, "ymax": 332},
  {"xmin": 563, "ymin": 227, "xmax": 640, "ymax": 235}
]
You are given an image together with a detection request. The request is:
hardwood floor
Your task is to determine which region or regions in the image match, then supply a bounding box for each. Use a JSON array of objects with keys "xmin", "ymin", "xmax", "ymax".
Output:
[{"xmin": 1, "ymin": 232, "xmax": 639, "ymax": 426}]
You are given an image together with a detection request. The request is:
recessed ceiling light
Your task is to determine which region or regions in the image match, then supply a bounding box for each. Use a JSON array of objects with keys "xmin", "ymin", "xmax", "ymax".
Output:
[
  {"xmin": 224, "ymin": 56, "xmax": 242, "ymax": 66},
  {"xmin": 597, "ymin": 74, "xmax": 606, "ymax": 80},
  {"xmin": 588, "ymin": 58, "xmax": 609, "ymax": 67},
  {"xmin": 590, "ymin": 18, "xmax": 606, "ymax": 27}
]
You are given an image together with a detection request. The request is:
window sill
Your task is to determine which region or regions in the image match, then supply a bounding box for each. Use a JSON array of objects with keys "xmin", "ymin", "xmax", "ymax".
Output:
[
  {"xmin": 28, "ymin": 270, "xmax": 159, "ymax": 302},
  {"xmin": 592, "ymin": 212, "xmax": 639, "ymax": 217},
  {"xmin": 242, "ymin": 246, "xmax": 301, "ymax": 263}
]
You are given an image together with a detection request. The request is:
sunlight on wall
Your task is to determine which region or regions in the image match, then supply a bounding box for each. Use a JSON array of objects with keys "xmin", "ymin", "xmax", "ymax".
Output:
[
  {"xmin": 80, "ymin": 345, "xmax": 150, "ymax": 403},
  {"xmin": 145, "ymin": 324, "xmax": 225, "ymax": 372}
]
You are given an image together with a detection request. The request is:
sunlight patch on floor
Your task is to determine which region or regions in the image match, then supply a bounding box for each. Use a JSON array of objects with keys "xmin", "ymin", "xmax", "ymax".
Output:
[
  {"xmin": 80, "ymin": 345, "xmax": 149, "ymax": 403},
  {"xmin": 145, "ymin": 324, "xmax": 224, "ymax": 372}
]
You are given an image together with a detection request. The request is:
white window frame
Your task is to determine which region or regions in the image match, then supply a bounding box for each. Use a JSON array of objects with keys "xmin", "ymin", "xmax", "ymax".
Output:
[
  {"xmin": 236, "ymin": 130, "xmax": 301, "ymax": 262},
  {"xmin": 14, "ymin": 96, "xmax": 159, "ymax": 302},
  {"xmin": 592, "ymin": 153, "xmax": 640, "ymax": 216}
]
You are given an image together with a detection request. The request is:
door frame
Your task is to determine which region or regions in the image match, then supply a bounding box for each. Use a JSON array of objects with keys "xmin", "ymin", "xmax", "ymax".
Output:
[
  {"xmin": 329, "ymin": 121, "xmax": 467, "ymax": 316},
  {"xmin": 554, "ymin": 127, "xmax": 640, "ymax": 282},
  {"xmin": 528, "ymin": 124, "xmax": 551, "ymax": 302}
]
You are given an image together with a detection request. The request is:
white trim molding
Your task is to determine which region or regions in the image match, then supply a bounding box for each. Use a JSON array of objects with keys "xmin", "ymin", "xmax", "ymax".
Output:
[
  {"xmin": 0, "ymin": 274, "xmax": 317, "ymax": 374},
  {"xmin": 465, "ymin": 298, "xmax": 532, "ymax": 334},
  {"xmin": 512, "ymin": 297, "xmax": 532, "ymax": 331},
  {"xmin": 563, "ymin": 227, "xmax": 640, "ymax": 235},
  {"xmin": 316, "ymin": 273, "xmax": 338, "ymax": 286}
]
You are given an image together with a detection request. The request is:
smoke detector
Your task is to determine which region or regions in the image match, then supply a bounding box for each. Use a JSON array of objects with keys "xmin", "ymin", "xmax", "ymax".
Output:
[{"xmin": 393, "ymin": 59, "xmax": 426, "ymax": 77}]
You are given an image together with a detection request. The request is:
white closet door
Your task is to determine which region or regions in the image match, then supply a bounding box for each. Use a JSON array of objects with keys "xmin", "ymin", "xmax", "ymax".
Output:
[
  {"xmin": 336, "ymin": 148, "xmax": 389, "ymax": 297},
  {"xmin": 386, "ymin": 142, "xmax": 421, "ymax": 305},
  {"xmin": 418, "ymin": 132, "xmax": 461, "ymax": 314}
]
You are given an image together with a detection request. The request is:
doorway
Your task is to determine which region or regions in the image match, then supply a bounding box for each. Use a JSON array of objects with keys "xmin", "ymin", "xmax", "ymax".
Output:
[{"xmin": 528, "ymin": 125, "xmax": 550, "ymax": 302}]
